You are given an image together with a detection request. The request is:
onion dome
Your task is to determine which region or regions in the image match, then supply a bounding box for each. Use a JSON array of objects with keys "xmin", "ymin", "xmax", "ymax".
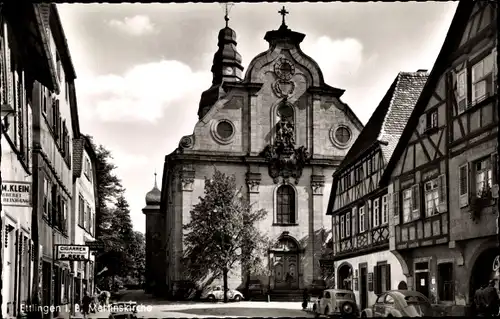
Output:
[
  {"xmin": 145, "ymin": 173, "xmax": 161, "ymax": 206},
  {"xmin": 198, "ymin": 10, "xmax": 244, "ymax": 119}
]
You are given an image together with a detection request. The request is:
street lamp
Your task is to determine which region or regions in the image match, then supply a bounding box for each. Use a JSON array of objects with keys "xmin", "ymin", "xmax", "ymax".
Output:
[{"xmin": 1, "ymin": 102, "xmax": 16, "ymax": 319}]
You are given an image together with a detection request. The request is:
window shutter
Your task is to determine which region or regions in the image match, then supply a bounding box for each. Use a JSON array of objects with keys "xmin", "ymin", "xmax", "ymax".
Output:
[
  {"xmin": 459, "ymin": 163, "xmax": 469, "ymax": 207},
  {"xmin": 371, "ymin": 266, "xmax": 376, "ymax": 292},
  {"xmin": 393, "ymin": 191, "xmax": 400, "ymax": 216},
  {"xmin": 386, "ymin": 263, "xmax": 392, "ymax": 291},
  {"xmin": 373, "ymin": 198, "xmax": 380, "ymax": 227},
  {"xmin": 373, "ymin": 265, "xmax": 379, "ymax": 294},
  {"xmin": 492, "ymin": 153, "xmax": 498, "ymax": 185},
  {"xmin": 346, "ymin": 212, "xmax": 351, "ymax": 237},
  {"xmin": 456, "ymin": 69, "xmax": 467, "ymax": 114},
  {"xmin": 438, "ymin": 174, "xmax": 447, "ymax": 213},
  {"xmin": 352, "ymin": 207, "xmax": 358, "ymax": 236},
  {"xmin": 367, "ymin": 200, "xmax": 372, "ymax": 229},
  {"xmin": 387, "ymin": 193, "xmax": 393, "ymax": 216},
  {"xmin": 364, "ymin": 205, "xmax": 369, "ymax": 232},
  {"xmin": 411, "ymin": 184, "xmax": 420, "ymax": 217},
  {"xmin": 4, "ymin": 24, "xmax": 13, "ymax": 108}
]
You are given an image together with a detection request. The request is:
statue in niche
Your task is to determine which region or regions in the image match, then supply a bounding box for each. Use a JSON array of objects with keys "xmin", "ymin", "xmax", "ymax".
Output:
[
  {"xmin": 260, "ymin": 102, "xmax": 311, "ymax": 183},
  {"xmin": 276, "ymin": 103, "xmax": 295, "ymax": 149}
]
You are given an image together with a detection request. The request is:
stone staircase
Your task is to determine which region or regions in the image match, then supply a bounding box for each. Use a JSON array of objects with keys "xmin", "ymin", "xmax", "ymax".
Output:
[{"xmin": 268, "ymin": 290, "xmax": 304, "ymax": 302}]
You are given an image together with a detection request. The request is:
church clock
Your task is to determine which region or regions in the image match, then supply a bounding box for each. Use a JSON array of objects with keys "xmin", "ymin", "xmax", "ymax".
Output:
[{"xmin": 223, "ymin": 66, "xmax": 234, "ymax": 75}]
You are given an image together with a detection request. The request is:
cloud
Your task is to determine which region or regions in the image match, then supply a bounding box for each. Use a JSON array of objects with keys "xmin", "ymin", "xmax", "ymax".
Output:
[
  {"xmin": 109, "ymin": 148, "xmax": 149, "ymax": 171},
  {"xmin": 77, "ymin": 60, "xmax": 211, "ymax": 123},
  {"xmin": 108, "ymin": 15, "xmax": 158, "ymax": 36},
  {"xmin": 303, "ymin": 36, "xmax": 365, "ymax": 87}
]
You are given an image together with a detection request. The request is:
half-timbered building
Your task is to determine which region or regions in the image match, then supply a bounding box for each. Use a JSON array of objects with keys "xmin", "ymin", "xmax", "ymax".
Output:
[
  {"xmin": 379, "ymin": 1, "xmax": 497, "ymax": 315},
  {"xmin": 327, "ymin": 71, "xmax": 428, "ymax": 310}
]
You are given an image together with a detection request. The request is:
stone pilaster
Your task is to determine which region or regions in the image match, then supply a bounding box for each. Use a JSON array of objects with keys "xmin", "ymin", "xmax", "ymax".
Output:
[
  {"xmin": 310, "ymin": 174, "xmax": 325, "ymax": 283},
  {"xmin": 175, "ymin": 168, "xmax": 195, "ymax": 282}
]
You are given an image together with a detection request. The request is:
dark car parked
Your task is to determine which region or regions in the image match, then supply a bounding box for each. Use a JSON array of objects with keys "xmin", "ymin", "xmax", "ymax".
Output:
[{"xmin": 360, "ymin": 290, "xmax": 432, "ymax": 317}]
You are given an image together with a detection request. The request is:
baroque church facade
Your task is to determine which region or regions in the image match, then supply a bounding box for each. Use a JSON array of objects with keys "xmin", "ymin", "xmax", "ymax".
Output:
[{"xmin": 144, "ymin": 11, "xmax": 364, "ymax": 296}]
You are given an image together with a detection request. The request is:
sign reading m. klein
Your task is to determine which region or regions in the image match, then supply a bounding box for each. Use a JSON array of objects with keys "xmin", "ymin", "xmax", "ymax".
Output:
[
  {"xmin": 55, "ymin": 245, "xmax": 90, "ymax": 261},
  {"xmin": 1, "ymin": 181, "xmax": 31, "ymax": 207}
]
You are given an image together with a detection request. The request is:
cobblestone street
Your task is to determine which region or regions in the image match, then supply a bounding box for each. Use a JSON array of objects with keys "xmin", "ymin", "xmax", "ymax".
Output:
[{"xmin": 81, "ymin": 290, "xmax": 314, "ymax": 318}]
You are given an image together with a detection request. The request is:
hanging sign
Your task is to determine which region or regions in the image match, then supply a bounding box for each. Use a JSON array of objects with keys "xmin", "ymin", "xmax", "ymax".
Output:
[
  {"xmin": 55, "ymin": 245, "xmax": 90, "ymax": 261},
  {"xmin": 1, "ymin": 181, "xmax": 31, "ymax": 207}
]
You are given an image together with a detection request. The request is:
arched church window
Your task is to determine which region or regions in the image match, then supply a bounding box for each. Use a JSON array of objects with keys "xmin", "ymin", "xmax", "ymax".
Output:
[{"xmin": 276, "ymin": 185, "xmax": 296, "ymax": 224}]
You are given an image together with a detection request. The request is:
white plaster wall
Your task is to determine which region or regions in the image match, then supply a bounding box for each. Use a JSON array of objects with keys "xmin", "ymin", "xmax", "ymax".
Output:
[{"xmin": 334, "ymin": 250, "xmax": 406, "ymax": 309}]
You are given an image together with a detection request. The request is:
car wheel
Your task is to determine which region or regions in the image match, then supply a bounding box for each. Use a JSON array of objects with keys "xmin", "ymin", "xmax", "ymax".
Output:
[
  {"xmin": 361, "ymin": 312, "xmax": 367, "ymax": 318},
  {"xmin": 341, "ymin": 301, "xmax": 354, "ymax": 315},
  {"xmin": 207, "ymin": 295, "xmax": 216, "ymax": 302},
  {"xmin": 234, "ymin": 295, "xmax": 242, "ymax": 301}
]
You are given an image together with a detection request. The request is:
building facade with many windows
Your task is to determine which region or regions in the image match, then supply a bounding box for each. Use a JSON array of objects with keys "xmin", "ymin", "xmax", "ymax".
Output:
[
  {"xmin": 380, "ymin": 1, "xmax": 497, "ymax": 315},
  {"xmin": 327, "ymin": 71, "xmax": 428, "ymax": 311},
  {"xmin": 30, "ymin": 3, "xmax": 79, "ymax": 314},
  {"xmin": 0, "ymin": 3, "xmax": 61, "ymax": 317},
  {"xmin": 71, "ymin": 135, "xmax": 97, "ymax": 307}
]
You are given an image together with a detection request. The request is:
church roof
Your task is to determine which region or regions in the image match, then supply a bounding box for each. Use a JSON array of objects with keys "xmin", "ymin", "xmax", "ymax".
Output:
[
  {"xmin": 335, "ymin": 71, "xmax": 428, "ymax": 173},
  {"xmin": 145, "ymin": 173, "xmax": 161, "ymax": 206}
]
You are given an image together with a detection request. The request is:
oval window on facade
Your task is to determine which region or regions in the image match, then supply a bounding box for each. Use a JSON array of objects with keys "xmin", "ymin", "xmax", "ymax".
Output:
[
  {"xmin": 216, "ymin": 121, "xmax": 234, "ymax": 139},
  {"xmin": 335, "ymin": 126, "xmax": 351, "ymax": 145}
]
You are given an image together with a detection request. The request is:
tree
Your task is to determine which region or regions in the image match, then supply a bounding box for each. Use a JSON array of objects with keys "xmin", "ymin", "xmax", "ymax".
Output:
[
  {"xmin": 183, "ymin": 168, "xmax": 270, "ymax": 303},
  {"xmin": 88, "ymin": 137, "xmax": 136, "ymax": 289},
  {"xmin": 129, "ymin": 231, "xmax": 146, "ymax": 285}
]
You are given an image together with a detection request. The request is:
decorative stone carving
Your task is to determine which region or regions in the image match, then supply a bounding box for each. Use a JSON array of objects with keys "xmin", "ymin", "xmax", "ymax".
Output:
[
  {"xmin": 272, "ymin": 79, "xmax": 295, "ymax": 98},
  {"xmin": 311, "ymin": 175, "xmax": 325, "ymax": 195},
  {"xmin": 274, "ymin": 58, "xmax": 295, "ymax": 80},
  {"xmin": 179, "ymin": 135, "xmax": 194, "ymax": 149},
  {"xmin": 246, "ymin": 172, "xmax": 262, "ymax": 193},
  {"xmin": 260, "ymin": 118, "xmax": 311, "ymax": 184},
  {"xmin": 273, "ymin": 58, "xmax": 296, "ymax": 98},
  {"xmin": 180, "ymin": 170, "xmax": 195, "ymax": 192}
]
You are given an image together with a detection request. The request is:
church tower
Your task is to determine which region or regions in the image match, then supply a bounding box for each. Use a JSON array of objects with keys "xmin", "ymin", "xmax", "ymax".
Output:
[
  {"xmin": 198, "ymin": 4, "xmax": 243, "ymax": 119},
  {"xmin": 142, "ymin": 173, "xmax": 162, "ymax": 295}
]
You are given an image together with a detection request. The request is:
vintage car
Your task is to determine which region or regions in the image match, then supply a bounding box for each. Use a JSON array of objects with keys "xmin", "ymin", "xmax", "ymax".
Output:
[
  {"xmin": 204, "ymin": 286, "xmax": 244, "ymax": 301},
  {"xmin": 360, "ymin": 290, "xmax": 432, "ymax": 317},
  {"xmin": 312, "ymin": 289, "xmax": 358, "ymax": 318}
]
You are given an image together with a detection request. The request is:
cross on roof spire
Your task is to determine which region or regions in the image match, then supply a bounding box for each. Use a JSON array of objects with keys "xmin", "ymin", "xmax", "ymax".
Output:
[
  {"xmin": 278, "ymin": 6, "xmax": 289, "ymax": 26},
  {"xmin": 221, "ymin": 3, "xmax": 234, "ymax": 27}
]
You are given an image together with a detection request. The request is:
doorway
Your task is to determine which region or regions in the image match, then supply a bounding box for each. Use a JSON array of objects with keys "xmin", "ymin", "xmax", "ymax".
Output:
[
  {"xmin": 360, "ymin": 265, "xmax": 368, "ymax": 310},
  {"xmin": 338, "ymin": 263, "xmax": 353, "ymax": 290},
  {"xmin": 271, "ymin": 237, "xmax": 300, "ymax": 290},
  {"xmin": 469, "ymin": 247, "xmax": 497, "ymax": 303},
  {"xmin": 415, "ymin": 261, "xmax": 430, "ymax": 298}
]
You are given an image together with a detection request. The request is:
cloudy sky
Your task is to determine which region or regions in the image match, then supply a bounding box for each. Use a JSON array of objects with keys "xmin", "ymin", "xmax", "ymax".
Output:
[{"xmin": 57, "ymin": 2, "xmax": 458, "ymax": 233}]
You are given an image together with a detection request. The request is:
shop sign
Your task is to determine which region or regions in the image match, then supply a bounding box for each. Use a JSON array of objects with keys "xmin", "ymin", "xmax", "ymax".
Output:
[
  {"xmin": 55, "ymin": 245, "xmax": 90, "ymax": 261},
  {"xmin": 1, "ymin": 181, "xmax": 31, "ymax": 207}
]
